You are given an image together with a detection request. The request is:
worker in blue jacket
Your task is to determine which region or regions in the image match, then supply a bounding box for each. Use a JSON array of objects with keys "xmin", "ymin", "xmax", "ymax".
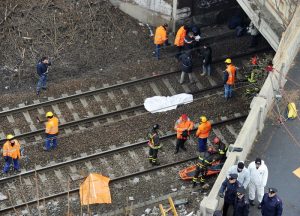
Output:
[
  {"xmin": 234, "ymin": 187, "xmax": 249, "ymax": 216},
  {"xmin": 261, "ymin": 188, "xmax": 283, "ymax": 216},
  {"xmin": 36, "ymin": 56, "xmax": 51, "ymax": 95},
  {"xmin": 219, "ymin": 173, "xmax": 241, "ymax": 216}
]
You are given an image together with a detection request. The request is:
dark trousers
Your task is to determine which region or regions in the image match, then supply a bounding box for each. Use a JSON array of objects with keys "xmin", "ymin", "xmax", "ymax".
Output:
[
  {"xmin": 193, "ymin": 165, "xmax": 206, "ymax": 183},
  {"xmin": 250, "ymin": 35, "xmax": 258, "ymax": 47},
  {"xmin": 45, "ymin": 134, "xmax": 57, "ymax": 151},
  {"xmin": 175, "ymin": 46, "xmax": 183, "ymax": 59},
  {"xmin": 149, "ymin": 148, "xmax": 159, "ymax": 162},
  {"xmin": 3, "ymin": 157, "xmax": 20, "ymax": 173},
  {"xmin": 198, "ymin": 138, "xmax": 207, "ymax": 152},
  {"xmin": 223, "ymin": 201, "xmax": 234, "ymax": 216},
  {"xmin": 176, "ymin": 139, "xmax": 187, "ymax": 151}
]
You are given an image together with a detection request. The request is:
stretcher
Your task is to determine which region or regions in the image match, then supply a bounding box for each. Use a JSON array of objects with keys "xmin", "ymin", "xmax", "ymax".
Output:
[{"xmin": 179, "ymin": 160, "xmax": 224, "ymax": 180}]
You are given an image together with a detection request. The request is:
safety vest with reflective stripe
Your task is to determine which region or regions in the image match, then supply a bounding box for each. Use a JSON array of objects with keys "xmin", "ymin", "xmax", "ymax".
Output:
[
  {"xmin": 174, "ymin": 117, "xmax": 194, "ymax": 139},
  {"xmin": 148, "ymin": 131, "xmax": 161, "ymax": 149},
  {"xmin": 218, "ymin": 143, "xmax": 228, "ymax": 155},
  {"xmin": 197, "ymin": 155, "xmax": 213, "ymax": 168},
  {"xmin": 45, "ymin": 117, "xmax": 59, "ymax": 135},
  {"xmin": 196, "ymin": 121, "xmax": 211, "ymax": 139},
  {"xmin": 174, "ymin": 26, "xmax": 186, "ymax": 47},
  {"xmin": 226, "ymin": 64, "xmax": 236, "ymax": 85},
  {"xmin": 154, "ymin": 26, "xmax": 167, "ymax": 45},
  {"xmin": 3, "ymin": 140, "xmax": 21, "ymax": 159}
]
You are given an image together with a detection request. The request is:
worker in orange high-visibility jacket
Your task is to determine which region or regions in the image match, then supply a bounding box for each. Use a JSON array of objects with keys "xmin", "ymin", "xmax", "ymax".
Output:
[
  {"xmin": 154, "ymin": 23, "xmax": 170, "ymax": 60},
  {"xmin": 196, "ymin": 116, "xmax": 212, "ymax": 153},
  {"xmin": 174, "ymin": 25, "xmax": 188, "ymax": 59},
  {"xmin": 2, "ymin": 134, "xmax": 21, "ymax": 174},
  {"xmin": 174, "ymin": 114, "xmax": 194, "ymax": 154},
  {"xmin": 44, "ymin": 111, "xmax": 59, "ymax": 151},
  {"xmin": 223, "ymin": 58, "xmax": 237, "ymax": 100}
]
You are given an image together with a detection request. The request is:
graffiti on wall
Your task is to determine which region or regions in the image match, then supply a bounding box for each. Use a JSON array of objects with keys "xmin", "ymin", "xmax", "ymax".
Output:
[{"xmin": 195, "ymin": 0, "xmax": 229, "ymax": 8}]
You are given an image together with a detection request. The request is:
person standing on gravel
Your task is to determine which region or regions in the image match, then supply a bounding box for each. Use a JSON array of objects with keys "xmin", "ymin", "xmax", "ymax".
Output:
[
  {"xmin": 247, "ymin": 21, "xmax": 259, "ymax": 48},
  {"xmin": 147, "ymin": 124, "xmax": 162, "ymax": 166},
  {"xmin": 223, "ymin": 58, "xmax": 237, "ymax": 100},
  {"xmin": 44, "ymin": 111, "xmax": 59, "ymax": 151},
  {"xmin": 36, "ymin": 56, "xmax": 51, "ymax": 95},
  {"xmin": 183, "ymin": 31, "xmax": 195, "ymax": 55},
  {"xmin": 154, "ymin": 23, "xmax": 170, "ymax": 60},
  {"xmin": 174, "ymin": 114, "xmax": 194, "ymax": 154},
  {"xmin": 2, "ymin": 134, "xmax": 21, "ymax": 174},
  {"xmin": 195, "ymin": 116, "xmax": 211, "ymax": 153},
  {"xmin": 174, "ymin": 25, "xmax": 188, "ymax": 59},
  {"xmin": 201, "ymin": 44, "xmax": 212, "ymax": 76},
  {"xmin": 179, "ymin": 52, "xmax": 195, "ymax": 84}
]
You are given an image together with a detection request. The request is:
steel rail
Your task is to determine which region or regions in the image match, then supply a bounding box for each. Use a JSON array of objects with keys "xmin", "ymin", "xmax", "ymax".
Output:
[
  {"xmin": 0, "ymin": 47, "xmax": 270, "ymax": 118},
  {"xmin": 0, "ymin": 114, "xmax": 246, "ymax": 184},
  {"xmin": 0, "ymin": 80, "xmax": 248, "ymax": 143},
  {"xmin": 0, "ymin": 156, "xmax": 209, "ymax": 213}
]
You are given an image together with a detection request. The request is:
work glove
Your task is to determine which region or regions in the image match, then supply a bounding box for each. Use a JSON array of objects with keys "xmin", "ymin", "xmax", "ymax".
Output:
[{"xmin": 218, "ymin": 192, "xmax": 224, "ymax": 198}]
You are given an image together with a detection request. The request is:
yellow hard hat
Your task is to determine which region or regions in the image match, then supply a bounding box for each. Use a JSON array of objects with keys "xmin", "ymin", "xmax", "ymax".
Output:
[
  {"xmin": 200, "ymin": 116, "xmax": 207, "ymax": 123},
  {"xmin": 225, "ymin": 58, "xmax": 232, "ymax": 64},
  {"xmin": 6, "ymin": 134, "xmax": 14, "ymax": 140},
  {"xmin": 46, "ymin": 111, "xmax": 54, "ymax": 118}
]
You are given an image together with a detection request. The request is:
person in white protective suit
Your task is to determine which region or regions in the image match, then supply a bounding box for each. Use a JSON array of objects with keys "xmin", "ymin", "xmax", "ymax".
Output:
[
  {"xmin": 227, "ymin": 161, "xmax": 250, "ymax": 189},
  {"xmin": 248, "ymin": 158, "xmax": 268, "ymax": 209}
]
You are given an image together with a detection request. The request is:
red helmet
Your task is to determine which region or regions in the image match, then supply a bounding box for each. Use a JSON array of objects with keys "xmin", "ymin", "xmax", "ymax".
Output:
[
  {"xmin": 181, "ymin": 114, "xmax": 188, "ymax": 120},
  {"xmin": 213, "ymin": 137, "xmax": 220, "ymax": 144}
]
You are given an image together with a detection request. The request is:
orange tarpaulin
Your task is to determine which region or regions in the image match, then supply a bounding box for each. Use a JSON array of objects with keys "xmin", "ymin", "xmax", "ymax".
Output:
[{"xmin": 79, "ymin": 173, "xmax": 111, "ymax": 205}]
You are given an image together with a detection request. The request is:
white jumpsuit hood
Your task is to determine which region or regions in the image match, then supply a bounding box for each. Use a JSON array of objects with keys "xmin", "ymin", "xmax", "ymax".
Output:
[{"xmin": 248, "ymin": 160, "xmax": 268, "ymax": 186}]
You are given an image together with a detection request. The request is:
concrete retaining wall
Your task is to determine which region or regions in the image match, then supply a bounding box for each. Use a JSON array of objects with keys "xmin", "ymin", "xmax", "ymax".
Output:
[
  {"xmin": 263, "ymin": 0, "xmax": 298, "ymax": 28},
  {"xmin": 199, "ymin": 5, "xmax": 300, "ymax": 216},
  {"xmin": 109, "ymin": 0, "xmax": 173, "ymax": 27}
]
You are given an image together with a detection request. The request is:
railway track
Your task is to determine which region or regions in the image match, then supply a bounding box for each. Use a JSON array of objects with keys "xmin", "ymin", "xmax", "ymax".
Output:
[
  {"xmin": 0, "ymin": 47, "xmax": 269, "ymax": 144},
  {"xmin": 0, "ymin": 114, "xmax": 245, "ymax": 214}
]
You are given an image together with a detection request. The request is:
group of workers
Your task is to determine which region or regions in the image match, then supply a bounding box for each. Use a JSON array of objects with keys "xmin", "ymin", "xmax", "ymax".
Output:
[
  {"xmin": 147, "ymin": 113, "xmax": 283, "ymax": 216},
  {"xmin": 2, "ymin": 112, "xmax": 59, "ymax": 174},
  {"xmin": 147, "ymin": 113, "xmax": 227, "ymax": 186},
  {"xmin": 154, "ymin": 23, "xmax": 237, "ymax": 101},
  {"xmin": 218, "ymin": 158, "xmax": 282, "ymax": 216}
]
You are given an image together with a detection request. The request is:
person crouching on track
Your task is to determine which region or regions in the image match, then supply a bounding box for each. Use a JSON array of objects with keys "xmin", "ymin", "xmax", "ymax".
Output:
[
  {"xmin": 174, "ymin": 114, "xmax": 194, "ymax": 154},
  {"xmin": 195, "ymin": 116, "xmax": 211, "ymax": 153},
  {"xmin": 211, "ymin": 137, "xmax": 228, "ymax": 162},
  {"xmin": 44, "ymin": 111, "xmax": 59, "ymax": 151},
  {"xmin": 2, "ymin": 134, "xmax": 21, "ymax": 174},
  {"xmin": 192, "ymin": 152, "xmax": 214, "ymax": 187},
  {"xmin": 147, "ymin": 124, "xmax": 162, "ymax": 166}
]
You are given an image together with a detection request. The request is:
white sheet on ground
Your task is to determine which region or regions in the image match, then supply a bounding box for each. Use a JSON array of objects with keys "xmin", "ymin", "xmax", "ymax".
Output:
[{"xmin": 144, "ymin": 93, "xmax": 193, "ymax": 113}]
